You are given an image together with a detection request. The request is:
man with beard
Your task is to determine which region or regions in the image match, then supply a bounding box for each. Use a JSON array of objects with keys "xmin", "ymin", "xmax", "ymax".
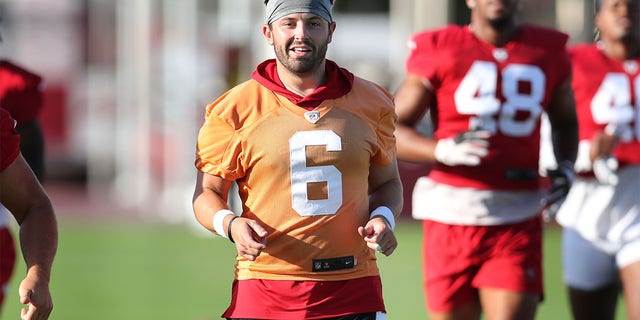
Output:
[
  {"xmin": 192, "ymin": 0, "xmax": 403, "ymax": 319},
  {"xmin": 393, "ymin": 0, "xmax": 577, "ymax": 319},
  {"xmin": 555, "ymin": 1, "xmax": 640, "ymax": 319}
]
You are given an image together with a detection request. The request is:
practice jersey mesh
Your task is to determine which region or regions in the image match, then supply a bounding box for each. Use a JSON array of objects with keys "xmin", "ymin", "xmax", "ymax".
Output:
[
  {"xmin": 0, "ymin": 60, "xmax": 43, "ymax": 126},
  {"xmin": 406, "ymin": 24, "xmax": 571, "ymax": 190},
  {"xmin": 0, "ymin": 108, "xmax": 20, "ymax": 172},
  {"xmin": 570, "ymin": 44, "xmax": 640, "ymax": 165},
  {"xmin": 196, "ymin": 77, "xmax": 396, "ymax": 281}
]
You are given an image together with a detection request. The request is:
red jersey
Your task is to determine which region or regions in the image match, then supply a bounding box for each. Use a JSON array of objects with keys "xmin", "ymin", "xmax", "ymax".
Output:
[
  {"xmin": 406, "ymin": 24, "xmax": 571, "ymax": 190},
  {"xmin": 569, "ymin": 44, "xmax": 640, "ymax": 165},
  {"xmin": 0, "ymin": 60, "xmax": 43, "ymax": 126},
  {"xmin": 0, "ymin": 108, "xmax": 20, "ymax": 172}
]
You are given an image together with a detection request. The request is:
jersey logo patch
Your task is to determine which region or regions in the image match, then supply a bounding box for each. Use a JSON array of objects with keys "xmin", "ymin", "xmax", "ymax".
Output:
[
  {"xmin": 624, "ymin": 60, "xmax": 638, "ymax": 74},
  {"xmin": 304, "ymin": 111, "xmax": 321, "ymax": 124},
  {"xmin": 312, "ymin": 256, "xmax": 357, "ymax": 272},
  {"xmin": 493, "ymin": 48, "xmax": 508, "ymax": 62}
]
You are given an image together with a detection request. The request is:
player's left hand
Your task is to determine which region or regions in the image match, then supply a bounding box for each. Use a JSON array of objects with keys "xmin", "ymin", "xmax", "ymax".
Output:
[
  {"xmin": 18, "ymin": 270, "xmax": 53, "ymax": 320},
  {"xmin": 358, "ymin": 217, "xmax": 397, "ymax": 256},
  {"xmin": 541, "ymin": 161, "xmax": 574, "ymax": 220}
]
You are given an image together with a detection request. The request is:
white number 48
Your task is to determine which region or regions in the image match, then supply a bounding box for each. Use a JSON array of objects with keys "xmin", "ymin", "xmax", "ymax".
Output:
[{"xmin": 454, "ymin": 61, "xmax": 545, "ymax": 137}]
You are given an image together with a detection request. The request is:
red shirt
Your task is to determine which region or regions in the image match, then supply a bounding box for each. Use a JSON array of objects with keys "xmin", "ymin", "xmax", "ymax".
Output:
[
  {"xmin": 569, "ymin": 44, "xmax": 640, "ymax": 165},
  {"xmin": 0, "ymin": 60, "xmax": 43, "ymax": 126},
  {"xmin": 406, "ymin": 24, "xmax": 571, "ymax": 190},
  {"xmin": 0, "ymin": 108, "xmax": 20, "ymax": 172}
]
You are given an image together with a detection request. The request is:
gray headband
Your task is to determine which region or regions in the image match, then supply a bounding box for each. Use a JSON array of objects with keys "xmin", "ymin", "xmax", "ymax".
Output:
[{"xmin": 265, "ymin": 0, "xmax": 333, "ymax": 24}]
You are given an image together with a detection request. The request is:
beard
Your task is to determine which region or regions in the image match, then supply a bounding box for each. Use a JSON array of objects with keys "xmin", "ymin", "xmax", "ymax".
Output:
[
  {"xmin": 273, "ymin": 39, "xmax": 329, "ymax": 74},
  {"xmin": 488, "ymin": 15, "xmax": 513, "ymax": 30},
  {"xmin": 621, "ymin": 31, "xmax": 640, "ymax": 44}
]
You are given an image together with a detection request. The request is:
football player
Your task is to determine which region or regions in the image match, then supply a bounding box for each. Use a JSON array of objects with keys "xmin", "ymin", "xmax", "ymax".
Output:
[
  {"xmin": 393, "ymin": 0, "xmax": 578, "ymax": 319},
  {"xmin": 0, "ymin": 24, "xmax": 48, "ymax": 319},
  {"xmin": 0, "ymin": 108, "xmax": 56, "ymax": 320},
  {"xmin": 192, "ymin": 0, "xmax": 403, "ymax": 319},
  {"xmin": 556, "ymin": 0, "xmax": 640, "ymax": 319}
]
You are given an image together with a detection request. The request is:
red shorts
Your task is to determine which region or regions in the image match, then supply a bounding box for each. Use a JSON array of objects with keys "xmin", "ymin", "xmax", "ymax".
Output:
[
  {"xmin": 422, "ymin": 216, "xmax": 543, "ymax": 312},
  {"xmin": 223, "ymin": 276, "xmax": 385, "ymax": 319},
  {"xmin": 0, "ymin": 227, "xmax": 17, "ymax": 306}
]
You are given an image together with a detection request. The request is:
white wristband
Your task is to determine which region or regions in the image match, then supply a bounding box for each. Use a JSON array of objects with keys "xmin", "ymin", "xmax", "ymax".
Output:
[
  {"xmin": 370, "ymin": 206, "xmax": 396, "ymax": 230},
  {"xmin": 213, "ymin": 209, "xmax": 235, "ymax": 238}
]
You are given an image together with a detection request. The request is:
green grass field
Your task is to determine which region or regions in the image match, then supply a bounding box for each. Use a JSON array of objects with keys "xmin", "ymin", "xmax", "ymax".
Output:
[{"xmin": 1, "ymin": 220, "xmax": 628, "ymax": 319}]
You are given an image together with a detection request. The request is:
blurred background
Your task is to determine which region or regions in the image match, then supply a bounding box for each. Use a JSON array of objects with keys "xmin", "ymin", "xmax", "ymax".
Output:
[
  {"xmin": 0, "ymin": 0, "xmax": 596, "ymax": 222},
  {"xmin": 0, "ymin": 1, "xmax": 622, "ymax": 319}
]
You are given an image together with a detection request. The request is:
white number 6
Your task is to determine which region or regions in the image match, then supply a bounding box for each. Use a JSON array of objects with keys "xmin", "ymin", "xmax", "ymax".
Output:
[{"xmin": 289, "ymin": 130, "xmax": 343, "ymax": 216}]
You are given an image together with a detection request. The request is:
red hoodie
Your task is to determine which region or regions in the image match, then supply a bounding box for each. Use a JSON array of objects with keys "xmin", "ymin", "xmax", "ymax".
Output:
[{"xmin": 251, "ymin": 59, "xmax": 354, "ymax": 110}]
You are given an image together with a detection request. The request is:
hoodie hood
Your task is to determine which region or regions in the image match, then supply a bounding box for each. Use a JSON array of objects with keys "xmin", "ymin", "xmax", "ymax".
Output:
[{"xmin": 251, "ymin": 59, "xmax": 354, "ymax": 110}]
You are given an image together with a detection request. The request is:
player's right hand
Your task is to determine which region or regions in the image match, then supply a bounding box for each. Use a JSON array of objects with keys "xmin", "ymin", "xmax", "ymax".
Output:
[
  {"xmin": 593, "ymin": 156, "xmax": 619, "ymax": 185},
  {"xmin": 434, "ymin": 130, "xmax": 490, "ymax": 166},
  {"xmin": 574, "ymin": 132, "xmax": 620, "ymax": 186},
  {"xmin": 358, "ymin": 217, "xmax": 398, "ymax": 256},
  {"xmin": 229, "ymin": 217, "xmax": 268, "ymax": 261},
  {"xmin": 18, "ymin": 270, "xmax": 53, "ymax": 320},
  {"xmin": 588, "ymin": 130, "xmax": 620, "ymax": 185}
]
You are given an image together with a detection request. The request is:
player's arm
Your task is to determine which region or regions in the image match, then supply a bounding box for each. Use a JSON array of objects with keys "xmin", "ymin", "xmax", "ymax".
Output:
[
  {"xmin": 368, "ymin": 158, "xmax": 403, "ymax": 220},
  {"xmin": 192, "ymin": 171, "xmax": 266, "ymax": 261},
  {"xmin": 0, "ymin": 154, "xmax": 57, "ymax": 320},
  {"xmin": 358, "ymin": 158, "xmax": 403, "ymax": 256},
  {"xmin": 393, "ymin": 74, "xmax": 438, "ymax": 163},
  {"xmin": 192, "ymin": 171, "xmax": 234, "ymax": 232},
  {"xmin": 589, "ymin": 131, "xmax": 619, "ymax": 161},
  {"xmin": 542, "ymin": 78, "xmax": 579, "ymax": 208},
  {"xmin": 547, "ymin": 78, "xmax": 578, "ymax": 165}
]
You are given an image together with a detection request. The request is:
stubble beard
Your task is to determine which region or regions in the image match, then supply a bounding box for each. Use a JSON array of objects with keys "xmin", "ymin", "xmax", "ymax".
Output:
[
  {"xmin": 488, "ymin": 14, "xmax": 513, "ymax": 31},
  {"xmin": 274, "ymin": 40, "xmax": 328, "ymax": 75}
]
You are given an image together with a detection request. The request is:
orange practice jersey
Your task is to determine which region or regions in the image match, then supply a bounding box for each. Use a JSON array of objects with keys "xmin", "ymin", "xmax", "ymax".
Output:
[{"xmin": 196, "ymin": 77, "xmax": 396, "ymax": 281}]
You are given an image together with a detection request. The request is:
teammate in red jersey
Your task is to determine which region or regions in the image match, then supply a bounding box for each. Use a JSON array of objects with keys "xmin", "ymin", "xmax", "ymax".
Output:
[
  {"xmin": 0, "ymin": 59, "xmax": 45, "ymax": 180},
  {"xmin": 393, "ymin": 0, "xmax": 578, "ymax": 319},
  {"xmin": 0, "ymin": 57, "xmax": 46, "ymax": 319},
  {"xmin": 0, "ymin": 108, "xmax": 56, "ymax": 320},
  {"xmin": 555, "ymin": 1, "xmax": 640, "ymax": 319},
  {"xmin": 192, "ymin": 0, "xmax": 403, "ymax": 319}
]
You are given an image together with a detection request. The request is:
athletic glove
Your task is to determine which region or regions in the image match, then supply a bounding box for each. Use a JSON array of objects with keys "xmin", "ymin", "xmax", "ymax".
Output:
[
  {"xmin": 541, "ymin": 161, "xmax": 574, "ymax": 208},
  {"xmin": 574, "ymin": 140, "xmax": 619, "ymax": 186},
  {"xmin": 434, "ymin": 130, "xmax": 490, "ymax": 166},
  {"xmin": 592, "ymin": 156, "xmax": 619, "ymax": 186},
  {"xmin": 540, "ymin": 161, "xmax": 575, "ymax": 221}
]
